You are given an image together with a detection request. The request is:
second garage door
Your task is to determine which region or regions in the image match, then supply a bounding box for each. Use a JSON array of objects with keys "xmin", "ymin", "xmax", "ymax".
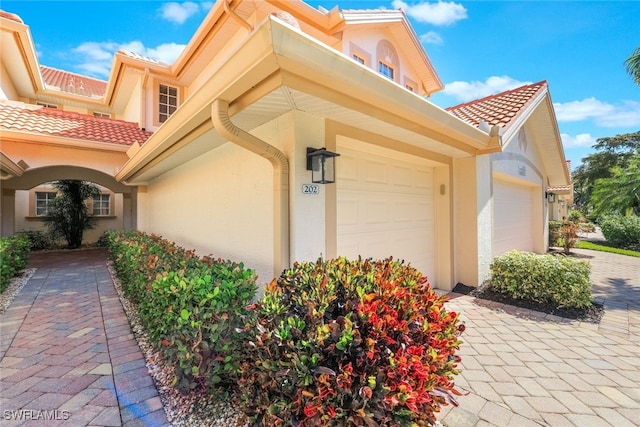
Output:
[
  {"xmin": 336, "ymin": 139, "xmax": 435, "ymax": 277},
  {"xmin": 493, "ymin": 179, "xmax": 536, "ymax": 256}
]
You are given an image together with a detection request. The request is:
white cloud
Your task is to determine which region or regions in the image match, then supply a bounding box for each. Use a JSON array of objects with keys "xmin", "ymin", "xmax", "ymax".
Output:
[
  {"xmin": 443, "ymin": 76, "xmax": 532, "ymax": 102},
  {"xmin": 393, "ymin": 0, "xmax": 467, "ymax": 25},
  {"xmin": 560, "ymin": 133, "xmax": 597, "ymax": 148},
  {"xmin": 159, "ymin": 2, "xmax": 200, "ymax": 24},
  {"xmin": 419, "ymin": 31, "xmax": 443, "ymax": 44},
  {"xmin": 73, "ymin": 41, "xmax": 186, "ymax": 78},
  {"xmin": 554, "ymin": 98, "xmax": 640, "ymax": 127}
]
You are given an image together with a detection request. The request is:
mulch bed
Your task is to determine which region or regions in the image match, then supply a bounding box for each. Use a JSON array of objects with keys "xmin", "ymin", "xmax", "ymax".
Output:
[{"xmin": 451, "ymin": 283, "xmax": 604, "ymax": 324}]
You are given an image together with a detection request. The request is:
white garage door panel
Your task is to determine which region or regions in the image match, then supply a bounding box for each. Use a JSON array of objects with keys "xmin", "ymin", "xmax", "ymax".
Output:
[
  {"xmin": 493, "ymin": 180, "xmax": 534, "ymax": 256},
  {"xmin": 337, "ymin": 143, "xmax": 435, "ymax": 276}
]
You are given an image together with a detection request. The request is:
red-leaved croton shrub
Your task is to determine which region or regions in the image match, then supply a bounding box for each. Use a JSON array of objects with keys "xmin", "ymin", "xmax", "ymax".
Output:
[{"xmin": 237, "ymin": 257, "xmax": 464, "ymax": 426}]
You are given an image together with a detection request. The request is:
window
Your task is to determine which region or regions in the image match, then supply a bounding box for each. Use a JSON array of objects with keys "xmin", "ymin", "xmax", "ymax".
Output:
[
  {"xmin": 405, "ymin": 84, "xmax": 415, "ymax": 92},
  {"xmin": 35, "ymin": 192, "xmax": 56, "ymax": 216},
  {"xmin": 353, "ymin": 54, "xmax": 365, "ymax": 65},
  {"xmin": 378, "ymin": 62, "xmax": 395, "ymax": 80},
  {"xmin": 36, "ymin": 102, "xmax": 57, "ymax": 109},
  {"xmin": 159, "ymin": 84, "xmax": 178, "ymax": 123},
  {"xmin": 92, "ymin": 194, "xmax": 110, "ymax": 216},
  {"xmin": 93, "ymin": 112, "xmax": 111, "ymax": 119}
]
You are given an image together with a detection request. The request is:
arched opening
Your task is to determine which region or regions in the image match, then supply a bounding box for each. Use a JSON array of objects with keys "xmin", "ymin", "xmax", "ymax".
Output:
[{"xmin": 1, "ymin": 166, "xmax": 137, "ymax": 240}]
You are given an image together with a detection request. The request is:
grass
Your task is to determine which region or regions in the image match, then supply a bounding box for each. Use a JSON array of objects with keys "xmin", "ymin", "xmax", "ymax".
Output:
[{"xmin": 575, "ymin": 240, "xmax": 640, "ymax": 258}]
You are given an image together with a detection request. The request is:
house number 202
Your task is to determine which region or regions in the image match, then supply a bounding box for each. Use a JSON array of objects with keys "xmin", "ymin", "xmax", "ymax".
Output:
[{"xmin": 302, "ymin": 184, "xmax": 320, "ymax": 194}]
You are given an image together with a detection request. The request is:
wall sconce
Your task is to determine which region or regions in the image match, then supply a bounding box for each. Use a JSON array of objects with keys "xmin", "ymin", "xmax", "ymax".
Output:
[
  {"xmin": 545, "ymin": 191, "xmax": 556, "ymax": 203},
  {"xmin": 306, "ymin": 147, "xmax": 340, "ymax": 184}
]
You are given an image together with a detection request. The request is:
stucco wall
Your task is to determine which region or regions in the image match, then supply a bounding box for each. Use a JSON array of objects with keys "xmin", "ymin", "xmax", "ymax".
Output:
[
  {"xmin": 144, "ymin": 142, "xmax": 274, "ymax": 286},
  {"xmin": 13, "ymin": 190, "xmax": 124, "ymax": 244}
]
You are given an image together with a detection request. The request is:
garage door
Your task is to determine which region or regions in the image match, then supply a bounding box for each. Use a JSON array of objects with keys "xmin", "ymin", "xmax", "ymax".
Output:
[
  {"xmin": 336, "ymin": 139, "xmax": 434, "ymax": 277},
  {"xmin": 493, "ymin": 179, "xmax": 535, "ymax": 256}
]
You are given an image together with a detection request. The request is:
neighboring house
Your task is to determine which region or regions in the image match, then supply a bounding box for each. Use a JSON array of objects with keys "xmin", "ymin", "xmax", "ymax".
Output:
[{"xmin": 0, "ymin": 0, "xmax": 570, "ymax": 289}]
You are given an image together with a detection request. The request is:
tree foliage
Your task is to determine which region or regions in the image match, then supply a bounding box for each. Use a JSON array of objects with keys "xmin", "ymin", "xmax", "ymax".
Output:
[
  {"xmin": 625, "ymin": 46, "xmax": 640, "ymax": 86},
  {"xmin": 572, "ymin": 131, "xmax": 640, "ymax": 216},
  {"xmin": 590, "ymin": 150, "xmax": 640, "ymax": 217},
  {"xmin": 44, "ymin": 180, "xmax": 100, "ymax": 249}
]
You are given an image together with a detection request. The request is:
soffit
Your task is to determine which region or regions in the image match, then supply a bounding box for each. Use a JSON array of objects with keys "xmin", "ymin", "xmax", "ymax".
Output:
[
  {"xmin": 233, "ymin": 87, "xmax": 469, "ymax": 159},
  {"xmin": 130, "ymin": 84, "xmax": 472, "ymax": 184},
  {"xmin": 527, "ymin": 100, "xmax": 569, "ymax": 186}
]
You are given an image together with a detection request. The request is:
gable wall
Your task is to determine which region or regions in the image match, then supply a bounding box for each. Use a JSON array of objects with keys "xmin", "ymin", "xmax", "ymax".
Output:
[{"xmin": 342, "ymin": 27, "xmax": 423, "ymax": 95}]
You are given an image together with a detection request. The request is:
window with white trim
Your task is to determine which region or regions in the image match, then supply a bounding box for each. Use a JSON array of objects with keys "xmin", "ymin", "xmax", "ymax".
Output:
[
  {"xmin": 35, "ymin": 192, "xmax": 56, "ymax": 216},
  {"xmin": 92, "ymin": 194, "xmax": 110, "ymax": 216},
  {"xmin": 159, "ymin": 84, "xmax": 178, "ymax": 123},
  {"xmin": 93, "ymin": 112, "xmax": 111, "ymax": 118},
  {"xmin": 353, "ymin": 53, "xmax": 365, "ymax": 65},
  {"xmin": 378, "ymin": 62, "xmax": 395, "ymax": 80}
]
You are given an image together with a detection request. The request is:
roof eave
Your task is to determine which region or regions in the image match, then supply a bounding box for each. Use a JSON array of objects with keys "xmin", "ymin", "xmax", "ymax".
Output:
[
  {"xmin": 0, "ymin": 150, "xmax": 25, "ymax": 179},
  {"xmin": 116, "ymin": 16, "xmax": 493, "ymax": 183}
]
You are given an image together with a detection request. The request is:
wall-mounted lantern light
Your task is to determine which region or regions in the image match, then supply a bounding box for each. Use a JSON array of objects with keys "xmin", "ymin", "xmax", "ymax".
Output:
[
  {"xmin": 545, "ymin": 191, "xmax": 556, "ymax": 203},
  {"xmin": 306, "ymin": 147, "xmax": 340, "ymax": 184}
]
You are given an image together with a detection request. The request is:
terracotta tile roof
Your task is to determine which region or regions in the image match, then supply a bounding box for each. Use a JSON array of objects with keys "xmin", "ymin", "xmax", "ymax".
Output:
[
  {"xmin": 40, "ymin": 66, "xmax": 107, "ymax": 99},
  {"xmin": 548, "ymin": 161, "xmax": 572, "ymax": 193},
  {"xmin": 0, "ymin": 9, "xmax": 23, "ymax": 23},
  {"xmin": 446, "ymin": 81, "xmax": 547, "ymax": 130},
  {"xmin": 118, "ymin": 50, "xmax": 167, "ymax": 66},
  {"xmin": 0, "ymin": 101, "xmax": 152, "ymax": 146}
]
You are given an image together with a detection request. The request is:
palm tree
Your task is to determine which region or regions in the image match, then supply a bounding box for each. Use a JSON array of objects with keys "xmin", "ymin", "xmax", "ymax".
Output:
[
  {"xmin": 625, "ymin": 46, "xmax": 640, "ymax": 86},
  {"xmin": 590, "ymin": 150, "xmax": 640, "ymax": 217},
  {"xmin": 44, "ymin": 180, "xmax": 101, "ymax": 249}
]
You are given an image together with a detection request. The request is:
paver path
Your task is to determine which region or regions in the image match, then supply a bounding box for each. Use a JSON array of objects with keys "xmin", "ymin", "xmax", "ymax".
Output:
[
  {"xmin": 1, "ymin": 246, "xmax": 638, "ymax": 426},
  {"xmin": 438, "ymin": 248, "xmax": 640, "ymax": 426},
  {"xmin": 0, "ymin": 249, "xmax": 168, "ymax": 426}
]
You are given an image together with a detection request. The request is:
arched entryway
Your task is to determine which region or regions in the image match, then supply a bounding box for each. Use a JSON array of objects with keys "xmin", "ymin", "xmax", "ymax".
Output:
[{"xmin": 1, "ymin": 165, "xmax": 138, "ymax": 239}]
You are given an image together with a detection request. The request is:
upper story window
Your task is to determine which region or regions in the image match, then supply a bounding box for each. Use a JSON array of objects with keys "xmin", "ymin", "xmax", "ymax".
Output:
[
  {"xmin": 92, "ymin": 194, "xmax": 110, "ymax": 216},
  {"xmin": 404, "ymin": 77, "xmax": 418, "ymax": 93},
  {"xmin": 379, "ymin": 62, "xmax": 395, "ymax": 80},
  {"xmin": 36, "ymin": 102, "xmax": 57, "ymax": 109},
  {"xmin": 376, "ymin": 40, "xmax": 399, "ymax": 82},
  {"xmin": 93, "ymin": 112, "xmax": 111, "ymax": 119},
  {"xmin": 159, "ymin": 84, "xmax": 178, "ymax": 123},
  {"xmin": 353, "ymin": 53, "xmax": 366, "ymax": 65},
  {"xmin": 35, "ymin": 192, "xmax": 56, "ymax": 216}
]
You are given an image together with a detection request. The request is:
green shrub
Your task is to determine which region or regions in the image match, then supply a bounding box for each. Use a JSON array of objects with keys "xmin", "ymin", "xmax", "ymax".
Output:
[
  {"xmin": 599, "ymin": 214, "xmax": 640, "ymax": 248},
  {"xmin": 17, "ymin": 230, "xmax": 51, "ymax": 251},
  {"xmin": 490, "ymin": 250, "xmax": 592, "ymax": 309},
  {"xmin": 549, "ymin": 220, "xmax": 562, "ymax": 247},
  {"xmin": 238, "ymin": 257, "xmax": 464, "ymax": 426},
  {"xmin": 102, "ymin": 230, "xmax": 257, "ymax": 392},
  {"xmin": 0, "ymin": 234, "xmax": 31, "ymax": 292}
]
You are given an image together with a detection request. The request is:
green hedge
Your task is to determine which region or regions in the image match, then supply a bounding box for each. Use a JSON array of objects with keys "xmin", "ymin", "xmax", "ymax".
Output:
[
  {"xmin": 599, "ymin": 214, "xmax": 640, "ymax": 248},
  {"xmin": 0, "ymin": 234, "xmax": 31, "ymax": 292},
  {"xmin": 490, "ymin": 250, "xmax": 592, "ymax": 309},
  {"xmin": 102, "ymin": 230, "xmax": 257, "ymax": 392},
  {"xmin": 549, "ymin": 220, "xmax": 562, "ymax": 247},
  {"xmin": 238, "ymin": 257, "xmax": 464, "ymax": 426}
]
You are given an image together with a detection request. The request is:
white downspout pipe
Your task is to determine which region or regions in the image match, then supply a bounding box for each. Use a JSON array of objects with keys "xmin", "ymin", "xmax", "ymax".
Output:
[{"xmin": 211, "ymin": 99, "xmax": 290, "ymax": 278}]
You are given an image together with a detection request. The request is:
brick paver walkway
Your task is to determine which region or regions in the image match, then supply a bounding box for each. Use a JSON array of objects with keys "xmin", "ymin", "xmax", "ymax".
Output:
[
  {"xmin": 1, "ymin": 246, "xmax": 638, "ymax": 426},
  {"xmin": 0, "ymin": 249, "xmax": 168, "ymax": 426},
  {"xmin": 438, "ymin": 248, "xmax": 640, "ymax": 426}
]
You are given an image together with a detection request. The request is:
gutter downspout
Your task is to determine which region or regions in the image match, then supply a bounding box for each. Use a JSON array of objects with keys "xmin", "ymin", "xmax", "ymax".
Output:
[
  {"xmin": 211, "ymin": 99, "xmax": 290, "ymax": 278},
  {"xmin": 224, "ymin": 0, "xmax": 254, "ymax": 32}
]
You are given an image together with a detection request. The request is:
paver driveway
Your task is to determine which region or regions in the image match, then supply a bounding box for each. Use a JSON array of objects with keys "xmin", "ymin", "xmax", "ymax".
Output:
[{"xmin": 437, "ymin": 248, "xmax": 640, "ymax": 426}]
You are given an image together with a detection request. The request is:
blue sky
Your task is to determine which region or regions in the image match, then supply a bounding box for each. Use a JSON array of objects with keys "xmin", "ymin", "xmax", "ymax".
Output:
[{"xmin": 4, "ymin": 1, "xmax": 639, "ymax": 170}]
